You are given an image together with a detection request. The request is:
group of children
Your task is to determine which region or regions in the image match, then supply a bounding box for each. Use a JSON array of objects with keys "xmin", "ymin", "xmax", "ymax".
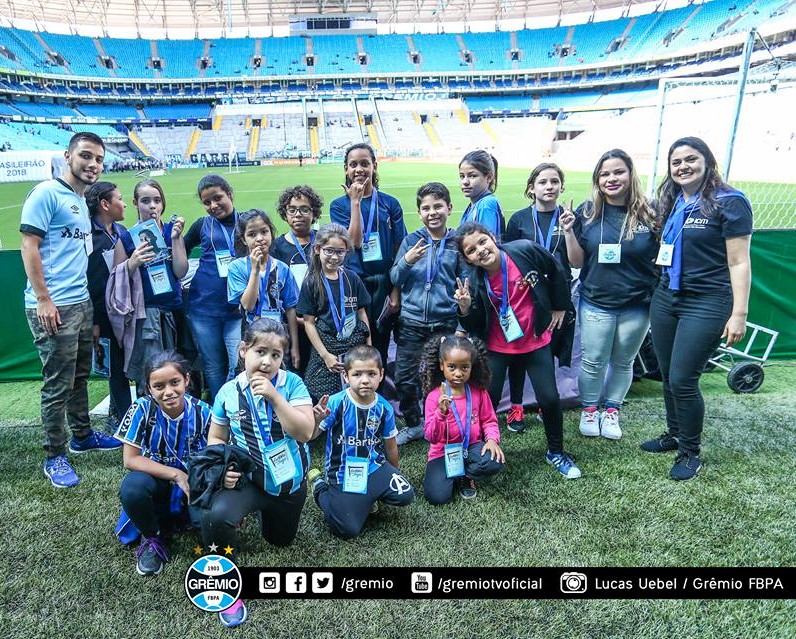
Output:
[{"xmin": 96, "ymin": 138, "xmax": 753, "ymax": 627}]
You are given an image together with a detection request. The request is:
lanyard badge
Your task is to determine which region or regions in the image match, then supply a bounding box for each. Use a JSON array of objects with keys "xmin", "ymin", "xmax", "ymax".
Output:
[
  {"xmin": 342, "ymin": 403, "xmax": 376, "ymax": 493},
  {"xmin": 361, "ymin": 191, "xmax": 383, "ymax": 263},
  {"xmin": 444, "ymin": 382, "xmax": 471, "ymax": 478},
  {"xmin": 532, "ymin": 206, "xmax": 560, "ymax": 252},
  {"xmin": 424, "ymin": 230, "xmax": 448, "ymax": 291},
  {"xmin": 212, "ymin": 214, "xmax": 237, "ymax": 277},
  {"xmin": 484, "ymin": 252, "xmax": 525, "ymax": 343},
  {"xmin": 322, "ymin": 273, "xmax": 355, "ymax": 340},
  {"xmin": 246, "ymin": 384, "xmax": 297, "ymax": 486}
]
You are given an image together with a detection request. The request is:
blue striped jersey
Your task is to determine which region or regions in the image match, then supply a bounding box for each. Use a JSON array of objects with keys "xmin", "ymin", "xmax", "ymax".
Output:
[
  {"xmin": 212, "ymin": 370, "xmax": 312, "ymax": 496},
  {"xmin": 114, "ymin": 394, "xmax": 211, "ymax": 469},
  {"xmin": 319, "ymin": 389, "xmax": 397, "ymax": 485},
  {"xmin": 227, "ymin": 256, "xmax": 299, "ymax": 324}
]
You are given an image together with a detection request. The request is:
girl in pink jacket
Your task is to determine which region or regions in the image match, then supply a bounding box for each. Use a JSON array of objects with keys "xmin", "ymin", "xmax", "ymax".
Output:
[{"xmin": 421, "ymin": 335, "xmax": 505, "ymax": 504}]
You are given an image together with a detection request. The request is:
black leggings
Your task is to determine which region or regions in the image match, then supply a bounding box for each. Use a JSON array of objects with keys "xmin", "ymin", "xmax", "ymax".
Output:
[
  {"xmin": 650, "ymin": 285, "xmax": 732, "ymax": 455},
  {"xmin": 488, "ymin": 344, "xmax": 563, "ymax": 452},
  {"xmin": 201, "ymin": 481, "xmax": 307, "ymax": 556}
]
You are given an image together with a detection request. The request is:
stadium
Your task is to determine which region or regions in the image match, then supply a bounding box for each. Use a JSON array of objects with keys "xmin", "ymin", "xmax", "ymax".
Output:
[{"xmin": 1, "ymin": 0, "xmax": 795, "ymax": 635}]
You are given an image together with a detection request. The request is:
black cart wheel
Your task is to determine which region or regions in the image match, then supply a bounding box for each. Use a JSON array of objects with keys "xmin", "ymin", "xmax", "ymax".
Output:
[{"xmin": 727, "ymin": 362, "xmax": 764, "ymax": 394}]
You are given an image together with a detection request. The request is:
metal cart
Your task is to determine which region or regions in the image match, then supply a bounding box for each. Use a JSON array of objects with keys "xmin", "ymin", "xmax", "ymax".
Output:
[{"xmin": 705, "ymin": 321, "xmax": 779, "ymax": 393}]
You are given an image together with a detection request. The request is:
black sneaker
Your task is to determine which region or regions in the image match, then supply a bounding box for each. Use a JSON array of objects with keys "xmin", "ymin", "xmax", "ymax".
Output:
[
  {"xmin": 136, "ymin": 535, "xmax": 168, "ymax": 576},
  {"xmin": 670, "ymin": 452, "xmax": 702, "ymax": 481},
  {"xmin": 458, "ymin": 476, "xmax": 477, "ymax": 500},
  {"xmin": 640, "ymin": 432, "xmax": 679, "ymax": 453}
]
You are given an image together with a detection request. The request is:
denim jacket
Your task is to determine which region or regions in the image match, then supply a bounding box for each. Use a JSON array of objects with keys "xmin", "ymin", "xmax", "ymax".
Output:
[{"xmin": 390, "ymin": 229, "xmax": 473, "ymax": 326}]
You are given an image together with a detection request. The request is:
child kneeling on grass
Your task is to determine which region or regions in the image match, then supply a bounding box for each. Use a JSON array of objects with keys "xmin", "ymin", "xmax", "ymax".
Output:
[
  {"xmin": 421, "ymin": 334, "xmax": 505, "ymax": 504},
  {"xmin": 114, "ymin": 351, "xmax": 212, "ymax": 577},
  {"xmin": 308, "ymin": 345, "xmax": 415, "ymax": 539}
]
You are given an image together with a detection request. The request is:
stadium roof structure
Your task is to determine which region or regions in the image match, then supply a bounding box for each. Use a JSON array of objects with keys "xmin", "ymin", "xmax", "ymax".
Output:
[{"xmin": 0, "ymin": 0, "xmax": 647, "ymax": 37}]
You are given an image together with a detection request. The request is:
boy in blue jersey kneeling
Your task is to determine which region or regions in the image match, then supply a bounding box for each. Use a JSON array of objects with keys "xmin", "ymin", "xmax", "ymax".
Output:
[{"xmin": 308, "ymin": 345, "xmax": 414, "ymax": 539}]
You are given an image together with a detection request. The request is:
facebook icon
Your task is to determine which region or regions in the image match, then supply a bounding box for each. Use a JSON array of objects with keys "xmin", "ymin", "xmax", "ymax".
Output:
[{"xmin": 286, "ymin": 572, "xmax": 307, "ymax": 594}]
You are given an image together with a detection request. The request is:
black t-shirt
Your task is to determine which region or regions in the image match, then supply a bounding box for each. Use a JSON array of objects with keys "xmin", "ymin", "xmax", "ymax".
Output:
[
  {"xmin": 296, "ymin": 269, "xmax": 371, "ymax": 332},
  {"xmin": 660, "ymin": 193, "xmax": 752, "ymax": 294},
  {"xmin": 87, "ymin": 218, "xmax": 125, "ymax": 327},
  {"xmin": 270, "ymin": 234, "xmax": 313, "ymax": 268},
  {"xmin": 574, "ymin": 202, "xmax": 658, "ymax": 309},
  {"xmin": 506, "ymin": 205, "xmax": 572, "ymax": 280}
]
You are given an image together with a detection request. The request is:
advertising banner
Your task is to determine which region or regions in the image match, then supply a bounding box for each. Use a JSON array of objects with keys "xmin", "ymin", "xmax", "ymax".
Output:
[{"xmin": 0, "ymin": 150, "xmax": 57, "ymax": 183}]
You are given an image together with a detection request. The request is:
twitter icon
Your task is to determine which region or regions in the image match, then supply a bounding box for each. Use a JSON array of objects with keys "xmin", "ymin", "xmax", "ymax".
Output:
[{"xmin": 312, "ymin": 572, "xmax": 334, "ymax": 593}]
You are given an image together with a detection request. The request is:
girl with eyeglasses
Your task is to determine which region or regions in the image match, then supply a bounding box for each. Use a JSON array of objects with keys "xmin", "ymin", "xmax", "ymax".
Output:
[
  {"xmin": 296, "ymin": 224, "xmax": 372, "ymax": 401},
  {"xmin": 271, "ymin": 185, "xmax": 324, "ymax": 374}
]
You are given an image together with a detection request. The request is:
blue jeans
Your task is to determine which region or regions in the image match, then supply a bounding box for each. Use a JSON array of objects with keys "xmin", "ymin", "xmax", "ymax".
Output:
[
  {"xmin": 578, "ymin": 299, "xmax": 650, "ymax": 409},
  {"xmin": 189, "ymin": 313, "xmax": 241, "ymax": 400}
]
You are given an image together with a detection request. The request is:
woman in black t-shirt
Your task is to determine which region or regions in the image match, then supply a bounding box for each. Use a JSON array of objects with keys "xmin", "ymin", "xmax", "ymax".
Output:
[
  {"xmin": 560, "ymin": 149, "xmax": 658, "ymax": 443},
  {"xmin": 641, "ymin": 137, "xmax": 752, "ymax": 481}
]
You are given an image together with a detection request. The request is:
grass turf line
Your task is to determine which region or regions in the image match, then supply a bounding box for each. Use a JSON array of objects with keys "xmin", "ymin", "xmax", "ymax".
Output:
[{"xmin": 1, "ymin": 364, "xmax": 795, "ymax": 637}]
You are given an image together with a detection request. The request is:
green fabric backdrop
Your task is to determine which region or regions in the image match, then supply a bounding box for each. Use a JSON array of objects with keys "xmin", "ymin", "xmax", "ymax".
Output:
[{"xmin": 1, "ymin": 230, "xmax": 794, "ymax": 381}]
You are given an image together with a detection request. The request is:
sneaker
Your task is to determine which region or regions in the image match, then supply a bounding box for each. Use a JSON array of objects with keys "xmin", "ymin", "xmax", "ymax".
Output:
[
  {"xmin": 458, "ymin": 476, "xmax": 477, "ymax": 500},
  {"xmin": 307, "ymin": 468, "xmax": 324, "ymax": 495},
  {"xmin": 136, "ymin": 535, "xmax": 168, "ymax": 576},
  {"xmin": 69, "ymin": 430, "xmax": 123, "ymax": 453},
  {"xmin": 600, "ymin": 408, "xmax": 622, "ymax": 440},
  {"xmin": 43, "ymin": 454, "xmax": 80, "ymax": 488},
  {"xmin": 219, "ymin": 599, "xmax": 248, "ymax": 628},
  {"xmin": 545, "ymin": 450, "xmax": 582, "ymax": 479},
  {"xmin": 670, "ymin": 452, "xmax": 702, "ymax": 481},
  {"xmin": 640, "ymin": 432, "xmax": 679, "ymax": 453},
  {"xmin": 506, "ymin": 405, "xmax": 525, "ymax": 433},
  {"xmin": 578, "ymin": 409, "xmax": 600, "ymax": 437},
  {"xmin": 395, "ymin": 424, "xmax": 424, "ymax": 446}
]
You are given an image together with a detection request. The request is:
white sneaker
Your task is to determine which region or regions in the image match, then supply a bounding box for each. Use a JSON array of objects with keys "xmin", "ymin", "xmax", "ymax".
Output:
[
  {"xmin": 600, "ymin": 409, "xmax": 622, "ymax": 440},
  {"xmin": 578, "ymin": 409, "xmax": 600, "ymax": 437},
  {"xmin": 395, "ymin": 424, "xmax": 424, "ymax": 446}
]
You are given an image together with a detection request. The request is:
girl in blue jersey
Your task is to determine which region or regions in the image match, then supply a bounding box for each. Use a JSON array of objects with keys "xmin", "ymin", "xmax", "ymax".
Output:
[
  {"xmin": 270, "ymin": 186, "xmax": 324, "ymax": 375},
  {"xmin": 297, "ymin": 224, "xmax": 372, "ymax": 401},
  {"xmin": 114, "ymin": 351, "xmax": 212, "ymax": 577},
  {"xmin": 308, "ymin": 345, "xmax": 414, "ymax": 539},
  {"xmin": 226, "ymin": 209, "xmax": 300, "ymax": 369},
  {"xmin": 114, "ymin": 179, "xmax": 188, "ymax": 389},
  {"xmin": 459, "ymin": 150, "xmax": 506, "ymax": 239},
  {"xmin": 183, "ymin": 175, "xmax": 242, "ymax": 400},
  {"xmin": 202, "ymin": 318, "xmax": 315, "ymax": 627}
]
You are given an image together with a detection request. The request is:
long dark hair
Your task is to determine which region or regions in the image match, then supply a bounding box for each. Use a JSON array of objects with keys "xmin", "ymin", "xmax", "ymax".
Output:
[
  {"xmin": 657, "ymin": 136, "xmax": 726, "ymax": 226},
  {"xmin": 133, "ymin": 179, "xmax": 167, "ymax": 217},
  {"xmin": 421, "ymin": 334, "xmax": 491, "ymax": 395},
  {"xmin": 85, "ymin": 181, "xmax": 118, "ymax": 217},
  {"xmin": 144, "ymin": 350, "xmax": 190, "ymax": 391},
  {"xmin": 234, "ymin": 208, "xmax": 277, "ymax": 256},
  {"xmin": 307, "ymin": 223, "xmax": 352, "ymax": 306},
  {"xmin": 454, "ymin": 221, "xmax": 500, "ymax": 264},
  {"xmin": 459, "ymin": 150, "xmax": 499, "ymax": 193},
  {"xmin": 343, "ymin": 143, "xmax": 379, "ymax": 190},
  {"xmin": 241, "ymin": 318, "xmax": 290, "ymax": 353}
]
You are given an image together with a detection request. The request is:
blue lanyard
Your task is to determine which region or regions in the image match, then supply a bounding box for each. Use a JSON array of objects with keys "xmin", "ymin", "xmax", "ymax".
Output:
[
  {"xmin": 445, "ymin": 382, "xmax": 471, "ymax": 450},
  {"xmin": 256, "ymin": 257, "xmax": 277, "ymax": 313},
  {"xmin": 321, "ymin": 272, "xmax": 346, "ymax": 335},
  {"xmin": 482, "ymin": 251, "xmax": 510, "ymax": 318},
  {"xmin": 211, "ymin": 212, "xmax": 237, "ymax": 254},
  {"xmin": 424, "ymin": 230, "xmax": 449, "ymax": 288},
  {"xmin": 362, "ymin": 190, "xmax": 379, "ymax": 241},
  {"xmin": 153, "ymin": 397, "xmax": 193, "ymax": 470},
  {"xmin": 289, "ymin": 230, "xmax": 314, "ymax": 264},
  {"xmin": 345, "ymin": 398, "xmax": 376, "ymax": 458},
  {"xmin": 245, "ymin": 383, "xmax": 274, "ymax": 443},
  {"xmin": 663, "ymin": 194, "xmax": 699, "ymax": 243},
  {"xmin": 465, "ymin": 189, "xmax": 492, "ymax": 224},
  {"xmin": 533, "ymin": 205, "xmax": 559, "ymax": 252}
]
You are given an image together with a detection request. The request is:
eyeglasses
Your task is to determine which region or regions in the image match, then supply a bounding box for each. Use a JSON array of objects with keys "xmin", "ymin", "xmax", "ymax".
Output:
[
  {"xmin": 321, "ymin": 247, "xmax": 347, "ymax": 257},
  {"xmin": 286, "ymin": 206, "xmax": 313, "ymax": 217}
]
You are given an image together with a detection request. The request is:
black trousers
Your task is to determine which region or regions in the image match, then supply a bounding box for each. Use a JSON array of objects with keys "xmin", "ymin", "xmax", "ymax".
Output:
[
  {"xmin": 201, "ymin": 481, "xmax": 307, "ymax": 556},
  {"xmin": 423, "ymin": 442, "xmax": 504, "ymax": 505},
  {"xmin": 394, "ymin": 320, "xmax": 457, "ymax": 427},
  {"xmin": 488, "ymin": 344, "xmax": 563, "ymax": 452},
  {"xmin": 362, "ymin": 273, "xmax": 394, "ymax": 375},
  {"xmin": 97, "ymin": 315, "xmax": 132, "ymax": 421},
  {"xmin": 119, "ymin": 470, "xmax": 199, "ymax": 537},
  {"xmin": 650, "ymin": 285, "xmax": 732, "ymax": 455}
]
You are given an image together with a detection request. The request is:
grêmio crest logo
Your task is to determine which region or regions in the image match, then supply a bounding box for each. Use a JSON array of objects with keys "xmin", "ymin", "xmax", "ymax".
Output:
[{"xmin": 184, "ymin": 554, "xmax": 242, "ymax": 612}]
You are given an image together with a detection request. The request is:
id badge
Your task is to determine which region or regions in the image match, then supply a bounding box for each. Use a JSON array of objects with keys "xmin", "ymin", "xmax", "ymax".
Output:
[
  {"xmin": 342, "ymin": 456, "xmax": 369, "ymax": 494},
  {"xmin": 361, "ymin": 234, "xmax": 383, "ymax": 263},
  {"xmin": 656, "ymin": 243, "xmax": 674, "ymax": 267},
  {"xmin": 444, "ymin": 443, "xmax": 465, "ymax": 478},
  {"xmin": 290, "ymin": 263, "xmax": 308, "ymax": 288},
  {"xmin": 338, "ymin": 313, "xmax": 356, "ymax": 340},
  {"xmin": 499, "ymin": 306, "xmax": 525, "ymax": 343},
  {"xmin": 147, "ymin": 263, "xmax": 173, "ymax": 295},
  {"xmin": 102, "ymin": 248, "xmax": 115, "ymax": 273},
  {"xmin": 257, "ymin": 310, "xmax": 282, "ymax": 323},
  {"xmin": 598, "ymin": 243, "xmax": 622, "ymax": 264},
  {"xmin": 84, "ymin": 232, "xmax": 93, "ymax": 256},
  {"xmin": 215, "ymin": 249, "xmax": 233, "ymax": 277},
  {"xmin": 264, "ymin": 439, "xmax": 297, "ymax": 485}
]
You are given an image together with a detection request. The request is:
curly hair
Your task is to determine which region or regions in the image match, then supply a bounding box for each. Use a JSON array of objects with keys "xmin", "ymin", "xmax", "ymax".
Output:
[
  {"xmin": 420, "ymin": 333, "xmax": 492, "ymax": 396},
  {"xmin": 276, "ymin": 184, "xmax": 323, "ymax": 223}
]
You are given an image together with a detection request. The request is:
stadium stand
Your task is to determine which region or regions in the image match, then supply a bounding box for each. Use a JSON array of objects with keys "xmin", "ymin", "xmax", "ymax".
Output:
[
  {"xmin": 99, "ymin": 37, "xmax": 155, "ymax": 78},
  {"xmin": 311, "ymin": 35, "xmax": 362, "ymax": 75},
  {"xmin": 142, "ymin": 103, "xmax": 212, "ymax": 120},
  {"xmin": 362, "ymin": 34, "xmax": 415, "ymax": 73},
  {"xmin": 74, "ymin": 104, "xmax": 141, "ymax": 120},
  {"xmin": 207, "ymin": 38, "xmax": 256, "ymax": 76}
]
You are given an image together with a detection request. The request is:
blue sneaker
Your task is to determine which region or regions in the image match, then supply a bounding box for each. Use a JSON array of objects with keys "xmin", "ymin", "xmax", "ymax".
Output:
[
  {"xmin": 545, "ymin": 450, "xmax": 582, "ymax": 479},
  {"xmin": 69, "ymin": 430, "xmax": 123, "ymax": 453},
  {"xmin": 219, "ymin": 599, "xmax": 248, "ymax": 628},
  {"xmin": 44, "ymin": 454, "xmax": 80, "ymax": 488}
]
